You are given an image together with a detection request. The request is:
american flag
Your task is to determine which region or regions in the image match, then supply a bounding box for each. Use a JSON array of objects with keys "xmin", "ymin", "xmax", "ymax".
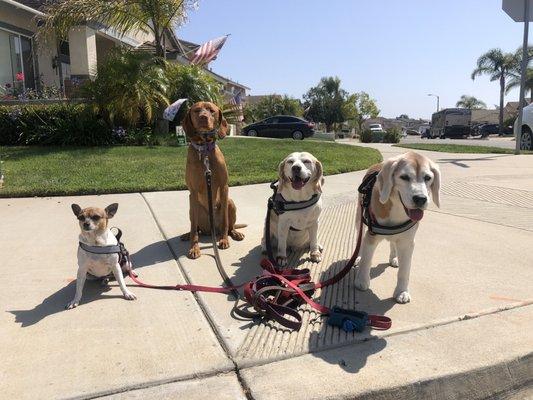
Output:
[{"xmin": 189, "ymin": 35, "xmax": 229, "ymax": 65}]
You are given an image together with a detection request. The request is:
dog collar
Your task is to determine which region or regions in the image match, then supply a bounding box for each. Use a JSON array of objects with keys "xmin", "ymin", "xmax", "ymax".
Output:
[
  {"xmin": 191, "ymin": 140, "xmax": 217, "ymax": 155},
  {"xmin": 268, "ymin": 181, "xmax": 321, "ymax": 215}
]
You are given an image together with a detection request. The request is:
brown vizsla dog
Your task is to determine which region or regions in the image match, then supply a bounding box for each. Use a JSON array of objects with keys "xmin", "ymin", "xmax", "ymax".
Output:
[{"xmin": 181, "ymin": 101, "xmax": 245, "ymax": 259}]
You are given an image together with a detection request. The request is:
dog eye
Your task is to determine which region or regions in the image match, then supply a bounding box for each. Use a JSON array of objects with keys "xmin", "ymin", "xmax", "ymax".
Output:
[
  {"xmin": 287, "ymin": 160, "xmax": 294, "ymax": 164},
  {"xmin": 424, "ymin": 175, "xmax": 432, "ymax": 182},
  {"xmin": 399, "ymin": 175, "xmax": 410, "ymax": 181},
  {"xmin": 303, "ymin": 160, "xmax": 311, "ymax": 164},
  {"xmin": 77, "ymin": 215, "xmax": 84, "ymax": 221},
  {"xmin": 90, "ymin": 215, "xmax": 101, "ymax": 221}
]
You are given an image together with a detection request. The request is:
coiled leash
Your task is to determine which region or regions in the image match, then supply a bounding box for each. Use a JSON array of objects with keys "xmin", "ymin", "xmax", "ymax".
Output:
[{"xmin": 126, "ymin": 150, "xmax": 391, "ymax": 332}]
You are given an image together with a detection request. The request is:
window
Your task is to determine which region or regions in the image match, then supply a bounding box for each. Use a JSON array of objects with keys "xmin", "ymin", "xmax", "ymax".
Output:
[{"xmin": 0, "ymin": 28, "xmax": 36, "ymax": 96}]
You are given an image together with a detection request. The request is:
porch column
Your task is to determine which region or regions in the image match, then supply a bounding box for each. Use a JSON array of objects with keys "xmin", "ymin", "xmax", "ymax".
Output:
[{"xmin": 68, "ymin": 25, "xmax": 97, "ymax": 80}]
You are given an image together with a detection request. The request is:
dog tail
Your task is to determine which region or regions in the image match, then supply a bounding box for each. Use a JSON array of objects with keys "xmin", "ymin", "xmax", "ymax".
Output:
[{"xmin": 233, "ymin": 223, "xmax": 247, "ymax": 229}]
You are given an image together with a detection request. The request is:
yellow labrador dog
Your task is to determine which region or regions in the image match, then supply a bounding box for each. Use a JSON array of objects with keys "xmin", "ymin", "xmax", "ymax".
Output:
[{"xmin": 354, "ymin": 151, "xmax": 441, "ymax": 303}]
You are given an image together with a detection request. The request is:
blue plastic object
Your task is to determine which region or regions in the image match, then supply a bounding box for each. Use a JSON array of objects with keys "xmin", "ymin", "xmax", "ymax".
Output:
[{"xmin": 327, "ymin": 307, "xmax": 369, "ymax": 332}]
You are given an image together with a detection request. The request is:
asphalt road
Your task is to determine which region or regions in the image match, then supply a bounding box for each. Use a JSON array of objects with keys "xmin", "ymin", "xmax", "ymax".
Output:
[{"xmin": 400, "ymin": 135, "xmax": 516, "ymax": 149}]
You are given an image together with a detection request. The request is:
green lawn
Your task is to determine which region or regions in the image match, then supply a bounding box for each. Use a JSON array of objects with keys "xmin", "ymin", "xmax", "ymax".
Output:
[
  {"xmin": 0, "ymin": 137, "xmax": 381, "ymax": 198},
  {"xmin": 394, "ymin": 143, "xmax": 533, "ymax": 154}
]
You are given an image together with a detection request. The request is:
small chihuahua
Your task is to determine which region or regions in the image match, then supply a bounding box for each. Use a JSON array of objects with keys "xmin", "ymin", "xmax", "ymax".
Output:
[{"xmin": 67, "ymin": 203, "xmax": 136, "ymax": 309}]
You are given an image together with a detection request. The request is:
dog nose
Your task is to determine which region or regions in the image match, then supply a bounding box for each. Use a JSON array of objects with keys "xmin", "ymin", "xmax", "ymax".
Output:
[
  {"xmin": 83, "ymin": 222, "xmax": 90, "ymax": 229},
  {"xmin": 412, "ymin": 195, "xmax": 427, "ymax": 207},
  {"xmin": 292, "ymin": 164, "xmax": 301, "ymax": 172}
]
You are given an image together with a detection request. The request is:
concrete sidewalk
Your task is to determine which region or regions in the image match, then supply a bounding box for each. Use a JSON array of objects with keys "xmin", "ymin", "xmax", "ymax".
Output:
[{"xmin": 1, "ymin": 143, "xmax": 532, "ymax": 399}]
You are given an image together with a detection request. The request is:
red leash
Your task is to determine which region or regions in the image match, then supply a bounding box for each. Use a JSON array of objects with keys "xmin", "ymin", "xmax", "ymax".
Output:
[{"xmin": 127, "ymin": 203, "xmax": 391, "ymax": 332}]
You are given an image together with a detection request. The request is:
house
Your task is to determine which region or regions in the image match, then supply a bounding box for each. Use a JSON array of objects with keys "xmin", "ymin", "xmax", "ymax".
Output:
[
  {"xmin": 0, "ymin": 0, "xmax": 248, "ymax": 101},
  {"xmin": 503, "ymin": 99, "xmax": 532, "ymax": 118}
]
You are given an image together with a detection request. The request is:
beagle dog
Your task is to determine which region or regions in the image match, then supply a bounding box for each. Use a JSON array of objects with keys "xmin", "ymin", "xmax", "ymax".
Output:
[
  {"xmin": 262, "ymin": 152, "xmax": 324, "ymax": 267},
  {"xmin": 354, "ymin": 151, "xmax": 441, "ymax": 303},
  {"xmin": 181, "ymin": 101, "xmax": 245, "ymax": 259}
]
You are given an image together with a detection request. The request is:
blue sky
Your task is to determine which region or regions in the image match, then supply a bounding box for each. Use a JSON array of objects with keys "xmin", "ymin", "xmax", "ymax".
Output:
[{"xmin": 178, "ymin": 0, "xmax": 527, "ymax": 119}]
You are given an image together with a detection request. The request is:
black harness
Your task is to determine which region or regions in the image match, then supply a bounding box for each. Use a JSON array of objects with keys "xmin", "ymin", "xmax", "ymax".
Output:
[
  {"xmin": 357, "ymin": 171, "xmax": 418, "ymax": 236},
  {"xmin": 268, "ymin": 181, "xmax": 321, "ymax": 215}
]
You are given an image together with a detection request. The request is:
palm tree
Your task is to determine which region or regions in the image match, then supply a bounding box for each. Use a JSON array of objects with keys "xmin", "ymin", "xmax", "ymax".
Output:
[
  {"xmin": 38, "ymin": 0, "xmax": 196, "ymax": 58},
  {"xmin": 456, "ymin": 95, "xmax": 487, "ymax": 109},
  {"xmin": 471, "ymin": 48, "xmax": 519, "ymax": 134},
  {"xmin": 82, "ymin": 49, "xmax": 169, "ymax": 127},
  {"xmin": 505, "ymin": 68, "xmax": 533, "ymax": 99}
]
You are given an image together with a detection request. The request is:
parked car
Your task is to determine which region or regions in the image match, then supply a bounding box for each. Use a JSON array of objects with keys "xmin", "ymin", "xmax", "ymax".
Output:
[
  {"xmin": 368, "ymin": 123, "xmax": 384, "ymax": 132},
  {"xmin": 243, "ymin": 116, "xmax": 315, "ymax": 140},
  {"xmin": 514, "ymin": 103, "xmax": 533, "ymax": 150},
  {"xmin": 477, "ymin": 123, "xmax": 513, "ymax": 137}
]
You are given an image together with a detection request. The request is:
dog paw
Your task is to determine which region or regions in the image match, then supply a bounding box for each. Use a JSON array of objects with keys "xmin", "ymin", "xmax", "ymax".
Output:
[
  {"xmin": 354, "ymin": 272, "xmax": 370, "ymax": 291},
  {"xmin": 188, "ymin": 245, "xmax": 201, "ymax": 259},
  {"xmin": 218, "ymin": 238, "xmax": 230, "ymax": 249},
  {"xmin": 310, "ymin": 250, "xmax": 322, "ymax": 263},
  {"xmin": 229, "ymin": 230, "xmax": 245, "ymax": 241},
  {"xmin": 124, "ymin": 291, "xmax": 137, "ymax": 301},
  {"xmin": 395, "ymin": 291, "xmax": 411, "ymax": 304},
  {"xmin": 276, "ymin": 256, "xmax": 287, "ymax": 268},
  {"xmin": 65, "ymin": 301, "xmax": 79, "ymax": 310},
  {"xmin": 389, "ymin": 257, "xmax": 399, "ymax": 268}
]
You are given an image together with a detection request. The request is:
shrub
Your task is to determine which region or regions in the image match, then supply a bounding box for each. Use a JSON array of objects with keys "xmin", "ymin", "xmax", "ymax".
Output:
[
  {"xmin": 0, "ymin": 103, "xmax": 112, "ymax": 145},
  {"xmin": 360, "ymin": 129, "xmax": 373, "ymax": 143},
  {"xmin": 165, "ymin": 63, "xmax": 222, "ymax": 106},
  {"xmin": 82, "ymin": 48, "xmax": 169, "ymax": 128},
  {"xmin": 384, "ymin": 126, "xmax": 402, "ymax": 143}
]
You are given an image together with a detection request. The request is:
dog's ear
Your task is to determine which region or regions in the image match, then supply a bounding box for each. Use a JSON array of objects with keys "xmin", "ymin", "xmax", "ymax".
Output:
[
  {"xmin": 277, "ymin": 158, "xmax": 289, "ymax": 189},
  {"xmin": 311, "ymin": 159, "xmax": 324, "ymax": 193},
  {"xmin": 217, "ymin": 108, "xmax": 228, "ymax": 139},
  {"xmin": 71, "ymin": 204, "xmax": 82, "ymax": 217},
  {"xmin": 377, "ymin": 156, "xmax": 400, "ymax": 204},
  {"xmin": 429, "ymin": 160, "xmax": 441, "ymax": 208},
  {"xmin": 181, "ymin": 108, "xmax": 194, "ymax": 137},
  {"xmin": 105, "ymin": 203, "xmax": 119, "ymax": 219}
]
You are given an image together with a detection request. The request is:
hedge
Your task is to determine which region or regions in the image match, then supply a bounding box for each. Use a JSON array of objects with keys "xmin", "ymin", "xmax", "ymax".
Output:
[{"xmin": 0, "ymin": 103, "xmax": 113, "ymax": 146}]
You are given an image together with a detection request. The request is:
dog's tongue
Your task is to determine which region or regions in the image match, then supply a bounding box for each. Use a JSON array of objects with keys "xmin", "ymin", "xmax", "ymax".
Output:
[
  {"xmin": 407, "ymin": 208, "xmax": 424, "ymax": 221},
  {"xmin": 291, "ymin": 177, "xmax": 306, "ymax": 190}
]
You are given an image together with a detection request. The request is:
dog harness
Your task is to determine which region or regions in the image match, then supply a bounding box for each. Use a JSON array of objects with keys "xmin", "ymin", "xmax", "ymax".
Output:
[
  {"xmin": 358, "ymin": 171, "xmax": 418, "ymax": 236},
  {"xmin": 78, "ymin": 228, "xmax": 134, "ymax": 277},
  {"xmin": 268, "ymin": 181, "xmax": 321, "ymax": 215}
]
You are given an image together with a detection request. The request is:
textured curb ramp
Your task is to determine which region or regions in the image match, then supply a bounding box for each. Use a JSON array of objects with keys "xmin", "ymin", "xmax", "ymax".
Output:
[
  {"xmin": 236, "ymin": 200, "xmax": 379, "ymax": 362},
  {"xmin": 235, "ymin": 181, "xmax": 533, "ymax": 365}
]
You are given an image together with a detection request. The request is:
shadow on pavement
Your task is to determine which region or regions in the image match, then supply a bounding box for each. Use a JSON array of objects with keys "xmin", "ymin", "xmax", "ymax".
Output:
[
  {"xmin": 8, "ymin": 281, "xmax": 121, "ymax": 327},
  {"xmin": 308, "ymin": 261, "xmax": 395, "ymax": 373},
  {"xmin": 437, "ymin": 155, "xmax": 509, "ymax": 168}
]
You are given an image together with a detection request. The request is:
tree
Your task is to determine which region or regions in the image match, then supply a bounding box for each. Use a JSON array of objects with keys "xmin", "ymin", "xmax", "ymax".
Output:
[
  {"xmin": 82, "ymin": 48, "xmax": 169, "ymax": 127},
  {"xmin": 505, "ymin": 68, "xmax": 533, "ymax": 99},
  {"xmin": 244, "ymin": 95, "xmax": 303, "ymax": 123},
  {"xmin": 456, "ymin": 95, "xmax": 487, "ymax": 109},
  {"xmin": 471, "ymin": 48, "xmax": 520, "ymax": 134},
  {"xmin": 38, "ymin": 0, "xmax": 196, "ymax": 58},
  {"xmin": 303, "ymin": 76, "xmax": 347, "ymax": 132},
  {"xmin": 166, "ymin": 64, "xmax": 222, "ymax": 105},
  {"xmin": 343, "ymin": 92, "xmax": 380, "ymax": 134}
]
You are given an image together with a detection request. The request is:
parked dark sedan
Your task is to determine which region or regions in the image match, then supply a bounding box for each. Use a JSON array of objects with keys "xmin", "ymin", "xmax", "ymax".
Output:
[
  {"xmin": 477, "ymin": 123, "xmax": 513, "ymax": 137},
  {"xmin": 243, "ymin": 116, "xmax": 315, "ymax": 140}
]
